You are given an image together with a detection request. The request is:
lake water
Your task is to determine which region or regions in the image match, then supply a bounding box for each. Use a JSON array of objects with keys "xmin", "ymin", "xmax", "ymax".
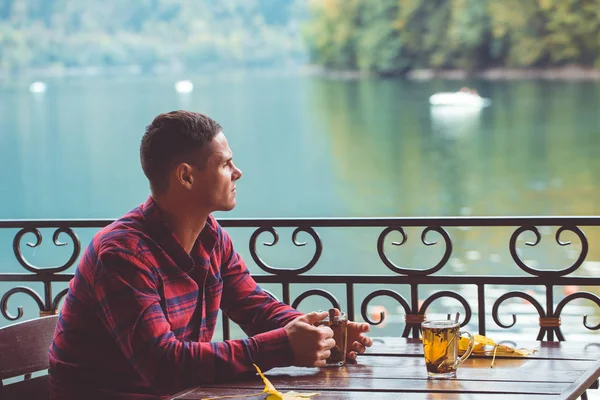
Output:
[
  {"xmin": 2, "ymin": 73, "xmax": 599, "ymax": 219},
  {"xmin": 1, "ymin": 72, "xmax": 599, "ymax": 339}
]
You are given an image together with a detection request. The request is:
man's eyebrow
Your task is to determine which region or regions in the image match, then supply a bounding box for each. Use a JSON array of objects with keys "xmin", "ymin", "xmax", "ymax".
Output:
[{"xmin": 219, "ymin": 153, "xmax": 233, "ymax": 162}]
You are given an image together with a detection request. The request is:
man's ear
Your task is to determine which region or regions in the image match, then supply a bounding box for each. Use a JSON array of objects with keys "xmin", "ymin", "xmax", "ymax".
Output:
[{"xmin": 175, "ymin": 163, "xmax": 194, "ymax": 189}]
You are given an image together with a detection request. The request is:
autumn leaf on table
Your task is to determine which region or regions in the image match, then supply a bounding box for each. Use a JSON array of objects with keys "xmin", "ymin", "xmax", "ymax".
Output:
[
  {"xmin": 254, "ymin": 364, "xmax": 318, "ymax": 400},
  {"xmin": 459, "ymin": 334, "xmax": 537, "ymax": 367},
  {"xmin": 201, "ymin": 365, "xmax": 318, "ymax": 400}
]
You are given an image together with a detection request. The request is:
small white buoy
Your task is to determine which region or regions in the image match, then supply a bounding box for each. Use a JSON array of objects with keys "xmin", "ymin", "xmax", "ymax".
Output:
[
  {"xmin": 29, "ymin": 81, "xmax": 47, "ymax": 93},
  {"xmin": 174, "ymin": 80, "xmax": 193, "ymax": 93}
]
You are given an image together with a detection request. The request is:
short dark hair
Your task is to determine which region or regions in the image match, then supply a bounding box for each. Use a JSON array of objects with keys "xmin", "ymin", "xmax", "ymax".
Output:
[{"xmin": 140, "ymin": 110, "xmax": 222, "ymax": 194}]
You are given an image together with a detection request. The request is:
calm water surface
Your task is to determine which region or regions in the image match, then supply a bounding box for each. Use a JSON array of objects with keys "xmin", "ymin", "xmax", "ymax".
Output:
[
  {"xmin": 1, "ymin": 74, "xmax": 599, "ymax": 219},
  {"xmin": 0, "ymin": 73, "xmax": 599, "ymax": 337}
]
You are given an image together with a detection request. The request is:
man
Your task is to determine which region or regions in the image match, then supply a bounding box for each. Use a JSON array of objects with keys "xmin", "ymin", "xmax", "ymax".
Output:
[{"xmin": 49, "ymin": 110, "xmax": 373, "ymax": 399}]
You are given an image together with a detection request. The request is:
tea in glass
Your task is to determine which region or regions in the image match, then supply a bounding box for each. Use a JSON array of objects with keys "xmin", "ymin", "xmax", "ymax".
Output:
[
  {"xmin": 421, "ymin": 320, "xmax": 474, "ymax": 379},
  {"xmin": 314, "ymin": 309, "xmax": 348, "ymax": 367}
]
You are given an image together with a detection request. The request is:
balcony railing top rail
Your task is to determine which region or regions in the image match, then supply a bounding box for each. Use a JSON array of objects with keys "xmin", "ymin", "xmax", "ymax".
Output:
[
  {"xmin": 2, "ymin": 215, "xmax": 600, "ymax": 227},
  {"xmin": 1, "ymin": 216, "xmax": 599, "ymax": 342}
]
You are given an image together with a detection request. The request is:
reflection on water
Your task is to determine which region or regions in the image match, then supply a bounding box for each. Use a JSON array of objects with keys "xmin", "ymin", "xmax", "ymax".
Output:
[
  {"xmin": 307, "ymin": 78, "xmax": 600, "ymax": 218},
  {"xmin": 0, "ymin": 74, "xmax": 599, "ymax": 336},
  {"xmin": 1, "ymin": 75, "xmax": 598, "ymax": 219},
  {"xmin": 305, "ymin": 77, "xmax": 600, "ymax": 274},
  {"xmin": 430, "ymin": 106, "xmax": 482, "ymax": 139}
]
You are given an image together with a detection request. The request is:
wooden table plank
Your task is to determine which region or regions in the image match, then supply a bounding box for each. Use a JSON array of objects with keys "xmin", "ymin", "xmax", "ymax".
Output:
[
  {"xmin": 369, "ymin": 338, "xmax": 600, "ymax": 361},
  {"xmin": 201, "ymin": 376, "xmax": 567, "ymax": 395},
  {"xmin": 167, "ymin": 337, "xmax": 600, "ymax": 400},
  {"xmin": 559, "ymin": 359, "xmax": 600, "ymax": 400},
  {"xmin": 173, "ymin": 388, "xmax": 559, "ymax": 399},
  {"xmin": 244, "ymin": 356, "xmax": 594, "ymax": 383}
]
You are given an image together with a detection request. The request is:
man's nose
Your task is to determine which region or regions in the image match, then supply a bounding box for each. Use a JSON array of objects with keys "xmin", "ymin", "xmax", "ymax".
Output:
[{"xmin": 233, "ymin": 164, "xmax": 242, "ymax": 180}]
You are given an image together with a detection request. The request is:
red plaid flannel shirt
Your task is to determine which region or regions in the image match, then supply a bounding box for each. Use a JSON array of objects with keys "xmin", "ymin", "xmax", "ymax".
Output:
[{"xmin": 49, "ymin": 196, "xmax": 302, "ymax": 399}]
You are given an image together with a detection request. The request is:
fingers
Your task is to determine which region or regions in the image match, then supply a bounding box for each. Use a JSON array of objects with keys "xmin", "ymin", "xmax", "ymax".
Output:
[
  {"xmin": 299, "ymin": 311, "xmax": 329, "ymax": 325},
  {"xmin": 312, "ymin": 339, "xmax": 334, "ymax": 367},
  {"xmin": 348, "ymin": 321, "xmax": 373, "ymax": 347},
  {"xmin": 345, "ymin": 340, "xmax": 369, "ymax": 362},
  {"xmin": 351, "ymin": 341, "xmax": 367, "ymax": 354},
  {"xmin": 351, "ymin": 335, "xmax": 372, "ymax": 349},
  {"xmin": 353, "ymin": 322, "xmax": 371, "ymax": 333},
  {"xmin": 320, "ymin": 349, "xmax": 332, "ymax": 361},
  {"xmin": 314, "ymin": 325, "xmax": 334, "ymax": 341},
  {"xmin": 358, "ymin": 335, "xmax": 373, "ymax": 348},
  {"xmin": 323, "ymin": 337, "xmax": 336, "ymax": 350}
]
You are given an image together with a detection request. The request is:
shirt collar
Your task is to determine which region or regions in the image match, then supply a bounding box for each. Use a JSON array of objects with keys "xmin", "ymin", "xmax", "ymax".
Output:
[{"xmin": 140, "ymin": 196, "xmax": 218, "ymax": 273}]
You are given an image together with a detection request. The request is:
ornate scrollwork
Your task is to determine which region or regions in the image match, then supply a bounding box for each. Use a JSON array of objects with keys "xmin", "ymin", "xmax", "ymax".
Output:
[
  {"xmin": 552, "ymin": 292, "xmax": 600, "ymax": 341},
  {"xmin": 13, "ymin": 227, "xmax": 81, "ymax": 274},
  {"xmin": 360, "ymin": 289, "xmax": 413, "ymax": 336},
  {"xmin": 492, "ymin": 291, "xmax": 545, "ymax": 328},
  {"xmin": 377, "ymin": 226, "xmax": 452, "ymax": 275},
  {"xmin": 419, "ymin": 291, "xmax": 472, "ymax": 327},
  {"xmin": 360, "ymin": 290, "xmax": 410, "ymax": 326},
  {"xmin": 1, "ymin": 286, "xmax": 45, "ymax": 321},
  {"xmin": 291, "ymin": 289, "xmax": 339, "ymax": 310},
  {"xmin": 249, "ymin": 226, "xmax": 322, "ymax": 277},
  {"xmin": 491, "ymin": 291, "xmax": 551, "ymax": 340},
  {"xmin": 509, "ymin": 225, "xmax": 588, "ymax": 277}
]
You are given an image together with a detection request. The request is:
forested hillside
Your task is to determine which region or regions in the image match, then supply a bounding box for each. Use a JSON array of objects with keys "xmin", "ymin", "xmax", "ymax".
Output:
[
  {"xmin": 304, "ymin": 0, "xmax": 600, "ymax": 75},
  {"xmin": 0, "ymin": 0, "xmax": 306, "ymax": 74},
  {"xmin": 2, "ymin": 0, "xmax": 599, "ymax": 76}
]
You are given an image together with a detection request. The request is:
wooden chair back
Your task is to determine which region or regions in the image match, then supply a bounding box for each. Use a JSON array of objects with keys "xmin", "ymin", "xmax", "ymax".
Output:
[{"xmin": 0, "ymin": 315, "xmax": 59, "ymax": 399}]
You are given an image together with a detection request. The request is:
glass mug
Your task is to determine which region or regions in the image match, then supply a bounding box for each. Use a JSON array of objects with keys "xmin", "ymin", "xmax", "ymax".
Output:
[
  {"xmin": 314, "ymin": 309, "xmax": 348, "ymax": 367},
  {"xmin": 421, "ymin": 320, "xmax": 474, "ymax": 379}
]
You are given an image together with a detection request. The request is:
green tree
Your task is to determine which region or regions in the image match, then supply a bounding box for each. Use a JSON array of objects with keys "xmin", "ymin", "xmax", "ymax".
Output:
[
  {"xmin": 0, "ymin": 0, "xmax": 308, "ymax": 74},
  {"xmin": 304, "ymin": 0, "xmax": 600, "ymax": 74}
]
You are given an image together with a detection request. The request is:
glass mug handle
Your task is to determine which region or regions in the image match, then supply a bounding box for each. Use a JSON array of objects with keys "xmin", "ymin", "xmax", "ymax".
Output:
[{"xmin": 455, "ymin": 331, "xmax": 474, "ymax": 368}]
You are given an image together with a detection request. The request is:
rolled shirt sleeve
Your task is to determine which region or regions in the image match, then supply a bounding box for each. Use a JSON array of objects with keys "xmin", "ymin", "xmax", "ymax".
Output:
[{"xmin": 93, "ymin": 250, "xmax": 296, "ymax": 394}]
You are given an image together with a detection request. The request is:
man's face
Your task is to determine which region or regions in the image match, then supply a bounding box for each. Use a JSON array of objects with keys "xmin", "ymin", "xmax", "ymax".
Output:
[{"xmin": 190, "ymin": 132, "xmax": 242, "ymax": 212}]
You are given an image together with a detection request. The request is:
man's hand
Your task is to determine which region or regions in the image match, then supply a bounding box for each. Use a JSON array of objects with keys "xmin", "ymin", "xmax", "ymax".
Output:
[
  {"xmin": 284, "ymin": 311, "xmax": 335, "ymax": 367},
  {"xmin": 328, "ymin": 308, "xmax": 373, "ymax": 361},
  {"xmin": 346, "ymin": 320, "xmax": 373, "ymax": 361}
]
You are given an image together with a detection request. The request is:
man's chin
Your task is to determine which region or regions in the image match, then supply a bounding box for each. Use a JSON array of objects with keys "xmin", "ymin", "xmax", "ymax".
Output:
[{"xmin": 217, "ymin": 202, "xmax": 236, "ymax": 212}]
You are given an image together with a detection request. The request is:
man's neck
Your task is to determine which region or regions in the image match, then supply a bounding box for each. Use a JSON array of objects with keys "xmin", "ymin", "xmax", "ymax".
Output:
[{"xmin": 153, "ymin": 195, "xmax": 209, "ymax": 254}]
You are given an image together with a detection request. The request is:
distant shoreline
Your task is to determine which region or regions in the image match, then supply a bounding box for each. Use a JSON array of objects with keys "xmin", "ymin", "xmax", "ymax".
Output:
[
  {"xmin": 0, "ymin": 64, "xmax": 303, "ymax": 82},
  {"xmin": 3, "ymin": 64, "xmax": 600, "ymax": 81},
  {"xmin": 304, "ymin": 65, "xmax": 600, "ymax": 81}
]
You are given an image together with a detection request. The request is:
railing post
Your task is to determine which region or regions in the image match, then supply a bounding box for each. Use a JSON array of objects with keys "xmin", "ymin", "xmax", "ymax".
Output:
[
  {"xmin": 478, "ymin": 284, "xmax": 486, "ymax": 336},
  {"xmin": 346, "ymin": 283, "xmax": 354, "ymax": 322}
]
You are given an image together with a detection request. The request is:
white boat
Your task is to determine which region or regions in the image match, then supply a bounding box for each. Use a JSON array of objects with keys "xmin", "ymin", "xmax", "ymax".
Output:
[
  {"xmin": 429, "ymin": 91, "xmax": 491, "ymax": 108},
  {"xmin": 174, "ymin": 80, "xmax": 194, "ymax": 93},
  {"xmin": 28, "ymin": 81, "xmax": 47, "ymax": 93}
]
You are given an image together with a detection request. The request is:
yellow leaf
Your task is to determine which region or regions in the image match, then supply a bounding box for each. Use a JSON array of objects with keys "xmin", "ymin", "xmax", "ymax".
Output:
[
  {"xmin": 495, "ymin": 345, "xmax": 536, "ymax": 357},
  {"xmin": 253, "ymin": 365, "xmax": 319, "ymax": 400},
  {"xmin": 281, "ymin": 392, "xmax": 319, "ymax": 399},
  {"xmin": 474, "ymin": 335, "xmax": 497, "ymax": 346},
  {"xmin": 459, "ymin": 336, "xmax": 488, "ymax": 352},
  {"xmin": 459, "ymin": 335, "xmax": 537, "ymax": 359},
  {"xmin": 254, "ymin": 364, "xmax": 283, "ymax": 397}
]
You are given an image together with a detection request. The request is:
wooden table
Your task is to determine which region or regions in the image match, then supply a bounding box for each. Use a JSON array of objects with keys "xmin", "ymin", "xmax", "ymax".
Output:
[{"xmin": 169, "ymin": 337, "xmax": 600, "ymax": 399}]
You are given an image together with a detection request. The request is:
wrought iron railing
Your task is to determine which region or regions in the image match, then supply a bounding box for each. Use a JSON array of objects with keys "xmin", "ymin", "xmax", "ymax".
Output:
[{"xmin": 1, "ymin": 217, "xmax": 600, "ymax": 342}]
